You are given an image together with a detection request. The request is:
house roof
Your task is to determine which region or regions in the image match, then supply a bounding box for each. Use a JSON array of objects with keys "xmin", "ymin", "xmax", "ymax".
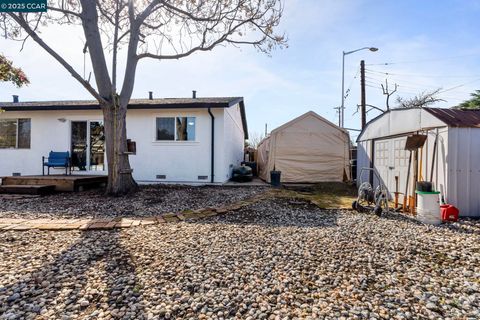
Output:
[
  {"xmin": 424, "ymin": 107, "xmax": 480, "ymax": 128},
  {"xmin": 0, "ymin": 96, "xmax": 248, "ymax": 139}
]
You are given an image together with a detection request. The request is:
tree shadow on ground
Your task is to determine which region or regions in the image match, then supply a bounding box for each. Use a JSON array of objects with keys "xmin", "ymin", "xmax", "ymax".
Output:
[
  {"xmin": 0, "ymin": 230, "xmax": 147, "ymax": 319},
  {"xmin": 190, "ymin": 197, "xmax": 338, "ymax": 229}
]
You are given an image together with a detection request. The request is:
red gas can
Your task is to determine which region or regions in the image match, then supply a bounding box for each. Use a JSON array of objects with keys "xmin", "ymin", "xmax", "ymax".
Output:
[{"xmin": 441, "ymin": 204, "xmax": 459, "ymax": 222}]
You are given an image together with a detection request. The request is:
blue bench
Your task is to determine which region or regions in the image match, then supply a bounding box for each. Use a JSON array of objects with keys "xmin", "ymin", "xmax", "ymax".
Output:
[{"xmin": 42, "ymin": 151, "xmax": 71, "ymax": 175}]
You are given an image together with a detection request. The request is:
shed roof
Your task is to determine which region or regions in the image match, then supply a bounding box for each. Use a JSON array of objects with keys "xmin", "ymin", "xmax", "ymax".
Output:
[
  {"xmin": 424, "ymin": 108, "xmax": 480, "ymax": 128},
  {"xmin": 0, "ymin": 96, "xmax": 248, "ymax": 138},
  {"xmin": 357, "ymin": 107, "xmax": 480, "ymax": 142}
]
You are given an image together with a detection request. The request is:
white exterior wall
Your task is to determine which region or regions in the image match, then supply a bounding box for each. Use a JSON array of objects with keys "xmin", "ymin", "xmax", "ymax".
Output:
[
  {"xmin": 447, "ymin": 127, "xmax": 480, "ymax": 217},
  {"xmin": 126, "ymin": 108, "xmax": 226, "ymax": 183},
  {"xmin": 221, "ymin": 103, "xmax": 245, "ymax": 180},
  {"xmin": 0, "ymin": 107, "xmax": 242, "ymax": 184},
  {"xmin": 0, "ymin": 110, "xmax": 103, "ymax": 176}
]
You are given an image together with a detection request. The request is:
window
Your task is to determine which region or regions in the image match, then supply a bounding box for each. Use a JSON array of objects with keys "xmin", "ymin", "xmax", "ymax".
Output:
[
  {"xmin": 0, "ymin": 118, "xmax": 31, "ymax": 149},
  {"xmin": 156, "ymin": 117, "xmax": 196, "ymax": 141},
  {"xmin": 156, "ymin": 118, "xmax": 175, "ymax": 140},
  {"xmin": 176, "ymin": 117, "xmax": 195, "ymax": 141}
]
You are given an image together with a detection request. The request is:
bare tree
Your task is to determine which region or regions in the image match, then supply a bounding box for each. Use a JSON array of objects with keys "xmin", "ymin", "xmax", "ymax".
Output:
[
  {"xmin": 0, "ymin": 1, "xmax": 286, "ymax": 195},
  {"xmin": 246, "ymin": 131, "xmax": 264, "ymax": 149},
  {"xmin": 381, "ymin": 79, "xmax": 397, "ymax": 111},
  {"xmin": 396, "ymin": 88, "xmax": 444, "ymax": 109}
]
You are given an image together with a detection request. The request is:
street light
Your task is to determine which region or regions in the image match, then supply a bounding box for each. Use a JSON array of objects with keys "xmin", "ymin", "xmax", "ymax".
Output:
[{"xmin": 340, "ymin": 47, "xmax": 378, "ymax": 127}]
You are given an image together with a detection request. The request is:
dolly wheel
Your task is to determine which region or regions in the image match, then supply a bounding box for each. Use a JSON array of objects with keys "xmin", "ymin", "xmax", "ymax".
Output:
[
  {"xmin": 352, "ymin": 201, "xmax": 358, "ymax": 211},
  {"xmin": 373, "ymin": 205, "xmax": 383, "ymax": 217}
]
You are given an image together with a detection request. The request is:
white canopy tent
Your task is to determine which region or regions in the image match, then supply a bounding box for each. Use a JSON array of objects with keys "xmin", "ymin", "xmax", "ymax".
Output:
[{"xmin": 257, "ymin": 111, "xmax": 351, "ymax": 183}]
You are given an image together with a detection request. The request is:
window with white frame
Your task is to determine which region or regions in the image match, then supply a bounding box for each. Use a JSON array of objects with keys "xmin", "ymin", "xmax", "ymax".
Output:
[
  {"xmin": 375, "ymin": 141, "xmax": 388, "ymax": 166},
  {"xmin": 0, "ymin": 118, "xmax": 31, "ymax": 149},
  {"xmin": 156, "ymin": 117, "xmax": 196, "ymax": 141}
]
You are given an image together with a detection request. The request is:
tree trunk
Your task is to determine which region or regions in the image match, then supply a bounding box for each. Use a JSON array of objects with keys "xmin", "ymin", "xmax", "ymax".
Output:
[{"xmin": 103, "ymin": 102, "xmax": 138, "ymax": 195}]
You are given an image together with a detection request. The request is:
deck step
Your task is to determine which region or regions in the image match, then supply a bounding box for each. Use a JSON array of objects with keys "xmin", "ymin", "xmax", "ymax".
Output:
[
  {"xmin": 1, "ymin": 175, "xmax": 108, "ymax": 192},
  {"xmin": 0, "ymin": 184, "xmax": 56, "ymax": 195}
]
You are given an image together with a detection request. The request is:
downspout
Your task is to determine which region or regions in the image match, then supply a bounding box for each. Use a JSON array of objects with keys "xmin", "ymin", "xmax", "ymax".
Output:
[{"xmin": 208, "ymin": 108, "xmax": 215, "ymax": 183}]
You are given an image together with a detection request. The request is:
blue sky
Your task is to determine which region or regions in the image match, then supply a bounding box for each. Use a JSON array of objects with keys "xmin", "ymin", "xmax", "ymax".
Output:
[{"xmin": 1, "ymin": 0, "xmax": 480, "ymax": 141}]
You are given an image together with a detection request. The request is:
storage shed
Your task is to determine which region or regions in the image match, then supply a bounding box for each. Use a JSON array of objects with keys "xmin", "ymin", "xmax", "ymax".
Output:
[
  {"xmin": 257, "ymin": 111, "xmax": 350, "ymax": 183},
  {"xmin": 357, "ymin": 107, "xmax": 480, "ymax": 217}
]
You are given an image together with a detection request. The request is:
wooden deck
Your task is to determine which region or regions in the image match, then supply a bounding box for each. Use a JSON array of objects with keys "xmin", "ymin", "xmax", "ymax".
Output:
[{"xmin": 1, "ymin": 175, "xmax": 108, "ymax": 192}]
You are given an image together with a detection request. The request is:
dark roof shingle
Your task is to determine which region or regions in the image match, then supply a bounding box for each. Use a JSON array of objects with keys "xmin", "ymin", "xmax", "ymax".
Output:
[
  {"xmin": 0, "ymin": 97, "xmax": 242, "ymax": 110},
  {"xmin": 0, "ymin": 96, "xmax": 248, "ymax": 138}
]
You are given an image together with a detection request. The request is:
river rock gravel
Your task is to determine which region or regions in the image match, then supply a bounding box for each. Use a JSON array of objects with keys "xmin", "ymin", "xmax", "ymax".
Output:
[
  {"xmin": 1, "ymin": 197, "xmax": 479, "ymax": 319},
  {"xmin": 0, "ymin": 185, "xmax": 267, "ymax": 219}
]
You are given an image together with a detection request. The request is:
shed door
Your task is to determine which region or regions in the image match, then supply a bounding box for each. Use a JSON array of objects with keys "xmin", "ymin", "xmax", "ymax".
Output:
[{"xmin": 374, "ymin": 137, "xmax": 411, "ymax": 200}]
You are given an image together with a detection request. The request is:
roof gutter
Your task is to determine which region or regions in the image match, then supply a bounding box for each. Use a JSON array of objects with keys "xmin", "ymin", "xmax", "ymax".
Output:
[{"xmin": 208, "ymin": 108, "xmax": 215, "ymax": 183}]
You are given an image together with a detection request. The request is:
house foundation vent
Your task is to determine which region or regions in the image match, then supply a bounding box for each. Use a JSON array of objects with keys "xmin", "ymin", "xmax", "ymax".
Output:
[
  {"xmin": 156, "ymin": 175, "xmax": 166, "ymax": 179},
  {"xmin": 198, "ymin": 175, "xmax": 208, "ymax": 180}
]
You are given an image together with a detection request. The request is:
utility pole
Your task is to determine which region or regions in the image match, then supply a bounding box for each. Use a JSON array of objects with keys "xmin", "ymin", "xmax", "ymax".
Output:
[{"xmin": 360, "ymin": 60, "xmax": 366, "ymax": 129}]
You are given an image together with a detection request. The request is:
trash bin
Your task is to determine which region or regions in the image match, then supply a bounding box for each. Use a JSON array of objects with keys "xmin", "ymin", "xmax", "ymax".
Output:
[
  {"xmin": 270, "ymin": 170, "xmax": 281, "ymax": 187},
  {"xmin": 415, "ymin": 190, "xmax": 441, "ymax": 225}
]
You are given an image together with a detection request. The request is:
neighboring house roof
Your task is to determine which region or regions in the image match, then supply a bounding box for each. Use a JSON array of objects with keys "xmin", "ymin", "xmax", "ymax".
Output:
[
  {"xmin": 424, "ymin": 107, "xmax": 480, "ymax": 128},
  {"xmin": 0, "ymin": 97, "xmax": 248, "ymax": 139},
  {"xmin": 357, "ymin": 107, "xmax": 480, "ymax": 142}
]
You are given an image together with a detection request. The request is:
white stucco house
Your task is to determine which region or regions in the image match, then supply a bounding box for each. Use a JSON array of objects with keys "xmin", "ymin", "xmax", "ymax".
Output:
[{"xmin": 0, "ymin": 96, "xmax": 248, "ymax": 183}]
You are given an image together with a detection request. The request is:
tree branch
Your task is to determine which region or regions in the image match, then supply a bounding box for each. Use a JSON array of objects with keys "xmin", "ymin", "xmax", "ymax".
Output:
[
  {"xmin": 7, "ymin": 12, "xmax": 106, "ymax": 103},
  {"xmin": 80, "ymin": 0, "xmax": 112, "ymax": 100}
]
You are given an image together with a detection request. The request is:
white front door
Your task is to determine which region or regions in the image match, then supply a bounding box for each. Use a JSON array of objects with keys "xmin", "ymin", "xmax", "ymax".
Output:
[{"xmin": 71, "ymin": 120, "xmax": 105, "ymax": 173}]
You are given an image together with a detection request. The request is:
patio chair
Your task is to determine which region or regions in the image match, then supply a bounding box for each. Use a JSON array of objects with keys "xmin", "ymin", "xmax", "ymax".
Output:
[{"xmin": 42, "ymin": 151, "xmax": 71, "ymax": 175}]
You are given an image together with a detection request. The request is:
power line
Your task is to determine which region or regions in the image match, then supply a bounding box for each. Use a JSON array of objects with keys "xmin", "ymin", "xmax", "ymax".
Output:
[
  {"xmin": 366, "ymin": 69, "xmax": 480, "ymax": 78},
  {"xmin": 344, "ymin": 67, "xmax": 360, "ymax": 101},
  {"xmin": 365, "ymin": 69, "xmax": 480, "ymax": 95},
  {"xmin": 365, "ymin": 53, "xmax": 480, "ymax": 66}
]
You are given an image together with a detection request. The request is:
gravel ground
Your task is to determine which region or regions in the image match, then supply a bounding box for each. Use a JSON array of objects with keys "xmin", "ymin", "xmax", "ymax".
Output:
[
  {"xmin": 1, "ymin": 197, "xmax": 480, "ymax": 319},
  {"xmin": 0, "ymin": 185, "xmax": 267, "ymax": 219}
]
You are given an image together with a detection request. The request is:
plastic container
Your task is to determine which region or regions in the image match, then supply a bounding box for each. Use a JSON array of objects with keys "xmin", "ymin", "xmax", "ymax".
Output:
[
  {"xmin": 270, "ymin": 170, "xmax": 282, "ymax": 187},
  {"xmin": 441, "ymin": 204, "xmax": 459, "ymax": 222},
  {"xmin": 415, "ymin": 190, "xmax": 441, "ymax": 225}
]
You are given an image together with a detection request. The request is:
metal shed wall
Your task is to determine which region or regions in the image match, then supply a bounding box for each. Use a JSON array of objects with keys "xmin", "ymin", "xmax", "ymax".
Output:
[
  {"xmin": 357, "ymin": 107, "xmax": 480, "ymax": 217},
  {"xmin": 447, "ymin": 127, "xmax": 480, "ymax": 217}
]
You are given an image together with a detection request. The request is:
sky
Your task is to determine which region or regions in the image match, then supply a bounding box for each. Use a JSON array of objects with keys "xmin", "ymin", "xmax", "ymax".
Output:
[{"xmin": 1, "ymin": 0, "xmax": 480, "ymax": 142}]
